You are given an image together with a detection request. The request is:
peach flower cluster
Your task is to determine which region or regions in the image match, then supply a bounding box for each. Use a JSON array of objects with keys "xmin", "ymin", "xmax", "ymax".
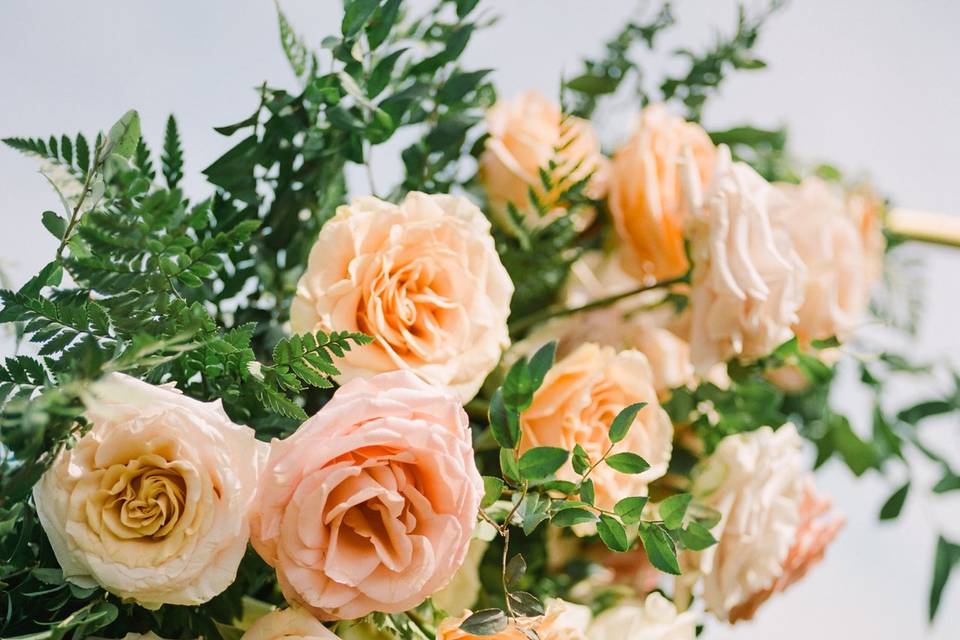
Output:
[
  {"xmin": 32, "ymin": 373, "xmax": 265, "ymax": 607},
  {"xmin": 290, "ymin": 192, "xmax": 512, "ymax": 402},
  {"xmin": 519, "ymin": 343, "xmax": 673, "ymax": 514},
  {"xmin": 241, "ymin": 608, "xmax": 340, "ymax": 640},
  {"xmin": 250, "ymin": 371, "xmax": 483, "ymax": 620},
  {"xmin": 689, "ymin": 424, "xmax": 843, "ymax": 622},
  {"xmin": 479, "ymin": 91, "xmax": 608, "ymax": 229}
]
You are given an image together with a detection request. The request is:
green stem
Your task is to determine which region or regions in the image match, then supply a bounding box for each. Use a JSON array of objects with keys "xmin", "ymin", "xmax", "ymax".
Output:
[{"xmin": 508, "ymin": 275, "xmax": 687, "ymax": 337}]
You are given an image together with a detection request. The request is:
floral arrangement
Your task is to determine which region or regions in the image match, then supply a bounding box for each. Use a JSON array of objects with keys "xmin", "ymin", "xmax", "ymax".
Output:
[{"xmin": 2, "ymin": 2, "xmax": 959, "ymax": 639}]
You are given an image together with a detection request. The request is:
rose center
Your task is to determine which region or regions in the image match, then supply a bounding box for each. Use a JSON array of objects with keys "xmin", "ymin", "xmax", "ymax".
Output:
[
  {"xmin": 358, "ymin": 259, "xmax": 454, "ymax": 355},
  {"xmin": 99, "ymin": 455, "xmax": 187, "ymax": 540}
]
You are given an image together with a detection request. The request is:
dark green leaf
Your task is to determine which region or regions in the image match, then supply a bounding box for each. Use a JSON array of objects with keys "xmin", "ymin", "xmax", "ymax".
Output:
[
  {"xmin": 504, "ymin": 553, "xmax": 526, "ymax": 588},
  {"xmin": 519, "ymin": 447, "xmax": 569, "ymax": 480},
  {"xmin": 488, "ymin": 389, "xmax": 519, "ymax": 449},
  {"xmin": 41, "ymin": 210, "xmax": 66, "ymax": 239},
  {"xmin": 342, "ymin": 0, "xmax": 380, "ymax": 38},
  {"xmin": 605, "ymin": 452, "xmax": 651, "ymax": 474},
  {"xmin": 580, "ymin": 478, "xmax": 595, "ymax": 505},
  {"xmin": 659, "ymin": 493, "xmax": 692, "ymax": 529},
  {"xmin": 481, "ymin": 476, "xmax": 504, "ymax": 508},
  {"xmin": 614, "ymin": 496, "xmax": 648, "ymax": 525},
  {"xmin": 879, "ymin": 482, "xmax": 910, "ymax": 521},
  {"xmin": 679, "ymin": 521, "xmax": 717, "ymax": 551},
  {"xmin": 551, "ymin": 507, "xmax": 598, "ymax": 527},
  {"xmin": 640, "ymin": 523, "xmax": 681, "ymax": 574},
  {"xmin": 898, "ymin": 400, "xmax": 955, "ymax": 425},
  {"xmin": 460, "ymin": 609, "xmax": 509, "ymax": 636},
  {"xmin": 609, "ymin": 402, "xmax": 647, "ymax": 444},
  {"xmin": 930, "ymin": 535, "xmax": 960, "ymax": 621},
  {"xmin": 597, "ymin": 514, "xmax": 630, "ymax": 552}
]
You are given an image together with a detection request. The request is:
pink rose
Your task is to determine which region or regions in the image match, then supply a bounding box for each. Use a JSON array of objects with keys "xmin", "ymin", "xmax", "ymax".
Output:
[{"xmin": 250, "ymin": 371, "xmax": 483, "ymax": 620}]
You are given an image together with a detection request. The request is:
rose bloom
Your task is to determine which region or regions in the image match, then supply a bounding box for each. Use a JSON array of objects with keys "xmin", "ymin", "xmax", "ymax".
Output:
[
  {"xmin": 589, "ymin": 593, "xmax": 697, "ymax": 640},
  {"xmin": 242, "ymin": 608, "xmax": 340, "ymax": 640},
  {"xmin": 479, "ymin": 90, "xmax": 608, "ymax": 229},
  {"xmin": 609, "ymin": 104, "xmax": 716, "ymax": 283},
  {"xmin": 520, "ymin": 343, "xmax": 673, "ymax": 513},
  {"xmin": 290, "ymin": 192, "xmax": 512, "ymax": 402},
  {"xmin": 773, "ymin": 177, "xmax": 869, "ymax": 344},
  {"xmin": 32, "ymin": 373, "xmax": 264, "ymax": 607},
  {"xmin": 431, "ymin": 522, "xmax": 496, "ymax": 615},
  {"xmin": 511, "ymin": 250, "xmax": 695, "ymax": 397},
  {"xmin": 687, "ymin": 146, "xmax": 806, "ymax": 374},
  {"xmin": 250, "ymin": 371, "xmax": 483, "ymax": 620},
  {"xmin": 436, "ymin": 598, "xmax": 590, "ymax": 640},
  {"xmin": 690, "ymin": 424, "xmax": 843, "ymax": 622}
]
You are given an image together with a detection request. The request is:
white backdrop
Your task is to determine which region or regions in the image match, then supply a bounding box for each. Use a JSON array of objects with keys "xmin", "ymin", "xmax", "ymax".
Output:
[{"xmin": 1, "ymin": 1, "xmax": 958, "ymax": 638}]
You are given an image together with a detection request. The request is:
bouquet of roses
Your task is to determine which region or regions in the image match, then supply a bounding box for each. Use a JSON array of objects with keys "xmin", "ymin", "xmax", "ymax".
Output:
[{"xmin": 2, "ymin": 1, "xmax": 958, "ymax": 639}]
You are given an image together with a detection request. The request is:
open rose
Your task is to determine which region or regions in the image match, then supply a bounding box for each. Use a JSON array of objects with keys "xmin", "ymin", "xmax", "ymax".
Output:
[
  {"xmin": 436, "ymin": 598, "xmax": 590, "ymax": 640},
  {"xmin": 290, "ymin": 192, "xmax": 512, "ymax": 402},
  {"xmin": 773, "ymin": 177, "xmax": 869, "ymax": 344},
  {"xmin": 479, "ymin": 91, "xmax": 607, "ymax": 229},
  {"xmin": 32, "ymin": 373, "xmax": 265, "ymax": 607},
  {"xmin": 250, "ymin": 371, "xmax": 483, "ymax": 620},
  {"xmin": 510, "ymin": 251, "xmax": 694, "ymax": 397},
  {"xmin": 520, "ymin": 343, "xmax": 673, "ymax": 514},
  {"xmin": 690, "ymin": 424, "xmax": 843, "ymax": 622},
  {"xmin": 687, "ymin": 146, "xmax": 806, "ymax": 373},
  {"xmin": 609, "ymin": 104, "xmax": 716, "ymax": 283}
]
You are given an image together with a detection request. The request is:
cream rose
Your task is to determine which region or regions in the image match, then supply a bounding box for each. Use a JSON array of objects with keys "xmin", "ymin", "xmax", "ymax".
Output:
[
  {"xmin": 290, "ymin": 192, "xmax": 512, "ymax": 402},
  {"xmin": 250, "ymin": 371, "xmax": 483, "ymax": 620},
  {"xmin": 436, "ymin": 598, "xmax": 590, "ymax": 640},
  {"xmin": 687, "ymin": 146, "xmax": 806, "ymax": 373},
  {"xmin": 690, "ymin": 424, "xmax": 842, "ymax": 622},
  {"xmin": 241, "ymin": 608, "xmax": 340, "ymax": 640},
  {"xmin": 479, "ymin": 91, "xmax": 608, "ymax": 229},
  {"xmin": 609, "ymin": 104, "xmax": 716, "ymax": 283},
  {"xmin": 589, "ymin": 593, "xmax": 696, "ymax": 640},
  {"xmin": 520, "ymin": 343, "xmax": 673, "ymax": 513},
  {"xmin": 773, "ymin": 177, "xmax": 869, "ymax": 344},
  {"xmin": 32, "ymin": 373, "xmax": 264, "ymax": 607}
]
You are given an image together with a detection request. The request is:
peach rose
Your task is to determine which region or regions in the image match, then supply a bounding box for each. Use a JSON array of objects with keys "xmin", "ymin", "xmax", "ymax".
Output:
[
  {"xmin": 520, "ymin": 343, "xmax": 673, "ymax": 513},
  {"xmin": 32, "ymin": 373, "xmax": 265, "ymax": 607},
  {"xmin": 290, "ymin": 192, "xmax": 512, "ymax": 402},
  {"xmin": 241, "ymin": 608, "xmax": 340, "ymax": 640},
  {"xmin": 609, "ymin": 104, "xmax": 716, "ymax": 283},
  {"xmin": 479, "ymin": 91, "xmax": 608, "ymax": 229},
  {"xmin": 687, "ymin": 146, "xmax": 806, "ymax": 373},
  {"xmin": 250, "ymin": 371, "xmax": 483, "ymax": 620},
  {"xmin": 511, "ymin": 251, "xmax": 694, "ymax": 397},
  {"xmin": 689, "ymin": 424, "xmax": 842, "ymax": 622},
  {"xmin": 773, "ymin": 178, "xmax": 869, "ymax": 344},
  {"xmin": 589, "ymin": 593, "xmax": 696, "ymax": 640},
  {"xmin": 436, "ymin": 598, "xmax": 590, "ymax": 640}
]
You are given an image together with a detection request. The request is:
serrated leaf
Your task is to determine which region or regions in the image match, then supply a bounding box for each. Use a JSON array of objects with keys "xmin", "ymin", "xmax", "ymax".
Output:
[
  {"xmin": 605, "ymin": 452, "xmax": 651, "ymax": 474},
  {"xmin": 608, "ymin": 402, "xmax": 647, "ymax": 444},
  {"xmin": 580, "ymin": 478, "xmax": 595, "ymax": 505}
]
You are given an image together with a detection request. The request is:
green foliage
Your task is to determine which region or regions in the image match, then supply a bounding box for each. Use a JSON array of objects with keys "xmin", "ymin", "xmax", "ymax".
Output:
[{"xmin": 161, "ymin": 115, "xmax": 184, "ymax": 189}]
